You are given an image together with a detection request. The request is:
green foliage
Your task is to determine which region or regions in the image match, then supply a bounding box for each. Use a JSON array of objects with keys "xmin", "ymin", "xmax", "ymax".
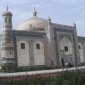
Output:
[
  {"xmin": 16, "ymin": 66, "xmax": 64, "ymax": 72},
  {"xmin": 16, "ymin": 66, "xmax": 49, "ymax": 72}
]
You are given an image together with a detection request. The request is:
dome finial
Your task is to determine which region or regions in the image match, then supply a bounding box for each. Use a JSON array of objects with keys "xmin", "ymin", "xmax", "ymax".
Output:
[
  {"xmin": 33, "ymin": 7, "xmax": 37, "ymax": 17},
  {"xmin": 73, "ymin": 22, "xmax": 76, "ymax": 27},
  {"xmin": 3, "ymin": 6, "xmax": 12, "ymax": 16},
  {"xmin": 7, "ymin": 5, "xmax": 8, "ymax": 11},
  {"xmin": 48, "ymin": 17, "xmax": 51, "ymax": 23}
]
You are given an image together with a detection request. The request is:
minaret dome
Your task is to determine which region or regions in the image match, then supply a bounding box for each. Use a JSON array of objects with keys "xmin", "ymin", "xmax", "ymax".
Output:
[{"xmin": 2, "ymin": 6, "xmax": 12, "ymax": 16}]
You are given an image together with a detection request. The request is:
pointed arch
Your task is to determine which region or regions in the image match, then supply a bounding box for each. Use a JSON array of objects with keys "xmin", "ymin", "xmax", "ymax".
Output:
[
  {"xmin": 17, "ymin": 40, "xmax": 29, "ymax": 66},
  {"xmin": 78, "ymin": 43, "xmax": 84, "ymax": 63},
  {"xmin": 33, "ymin": 41, "xmax": 45, "ymax": 65},
  {"xmin": 60, "ymin": 37, "xmax": 73, "ymax": 55}
]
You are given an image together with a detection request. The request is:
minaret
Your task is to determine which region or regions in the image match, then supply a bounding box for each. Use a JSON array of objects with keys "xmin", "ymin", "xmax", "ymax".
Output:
[{"xmin": 1, "ymin": 7, "xmax": 15, "ymax": 72}]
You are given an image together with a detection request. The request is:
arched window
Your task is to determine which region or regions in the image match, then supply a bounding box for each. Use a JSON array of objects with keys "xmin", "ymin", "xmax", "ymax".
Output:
[
  {"xmin": 78, "ymin": 43, "xmax": 84, "ymax": 63},
  {"xmin": 4, "ymin": 17, "xmax": 7, "ymax": 23},
  {"xmin": 17, "ymin": 40, "xmax": 29, "ymax": 66},
  {"xmin": 9, "ymin": 17, "xmax": 11, "ymax": 23},
  {"xmin": 33, "ymin": 41, "xmax": 45, "ymax": 65}
]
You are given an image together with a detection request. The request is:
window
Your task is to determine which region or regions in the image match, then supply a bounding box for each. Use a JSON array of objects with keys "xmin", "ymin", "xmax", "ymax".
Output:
[
  {"xmin": 21, "ymin": 43, "xmax": 25, "ymax": 49},
  {"xmin": 9, "ymin": 18, "xmax": 11, "ymax": 23},
  {"xmin": 36, "ymin": 43, "xmax": 40, "ymax": 49},
  {"xmin": 10, "ymin": 51, "xmax": 13, "ymax": 56},
  {"xmin": 64, "ymin": 46, "xmax": 68, "ymax": 52},
  {"xmin": 4, "ymin": 17, "xmax": 7, "ymax": 23},
  {"xmin": 78, "ymin": 45, "xmax": 81, "ymax": 49}
]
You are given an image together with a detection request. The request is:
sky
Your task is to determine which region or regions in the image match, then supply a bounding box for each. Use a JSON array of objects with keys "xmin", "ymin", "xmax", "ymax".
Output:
[{"xmin": 0, "ymin": 0, "xmax": 85, "ymax": 36}]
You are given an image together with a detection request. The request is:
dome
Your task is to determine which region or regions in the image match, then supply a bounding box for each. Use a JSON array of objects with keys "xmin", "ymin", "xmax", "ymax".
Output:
[
  {"xmin": 18, "ymin": 17, "xmax": 48, "ymax": 30},
  {"xmin": 3, "ymin": 11, "xmax": 12, "ymax": 16},
  {"xmin": 17, "ymin": 9, "xmax": 48, "ymax": 31},
  {"xmin": 2, "ymin": 7, "xmax": 12, "ymax": 16}
]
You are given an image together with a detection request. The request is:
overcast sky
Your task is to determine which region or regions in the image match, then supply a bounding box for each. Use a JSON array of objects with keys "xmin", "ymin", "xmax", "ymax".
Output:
[{"xmin": 0, "ymin": 0, "xmax": 85, "ymax": 36}]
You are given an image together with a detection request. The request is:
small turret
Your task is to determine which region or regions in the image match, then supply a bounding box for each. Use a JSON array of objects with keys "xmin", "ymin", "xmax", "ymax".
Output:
[
  {"xmin": 48, "ymin": 17, "xmax": 51, "ymax": 24},
  {"xmin": 73, "ymin": 22, "xmax": 76, "ymax": 28}
]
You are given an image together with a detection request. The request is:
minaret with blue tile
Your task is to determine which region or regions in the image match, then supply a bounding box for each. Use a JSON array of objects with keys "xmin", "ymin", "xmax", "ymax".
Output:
[{"xmin": 1, "ymin": 7, "xmax": 15, "ymax": 72}]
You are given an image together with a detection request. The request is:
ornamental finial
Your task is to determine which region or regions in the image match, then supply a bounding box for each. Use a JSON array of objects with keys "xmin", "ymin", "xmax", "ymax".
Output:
[
  {"xmin": 48, "ymin": 17, "xmax": 51, "ymax": 23},
  {"xmin": 73, "ymin": 22, "xmax": 76, "ymax": 27},
  {"xmin": 7, "ymin": 5, "xmax": 8, "ymax": 10},
  {"xmin": 33, "ymin": 7, "xmax": 37, "ymax": 16}
]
